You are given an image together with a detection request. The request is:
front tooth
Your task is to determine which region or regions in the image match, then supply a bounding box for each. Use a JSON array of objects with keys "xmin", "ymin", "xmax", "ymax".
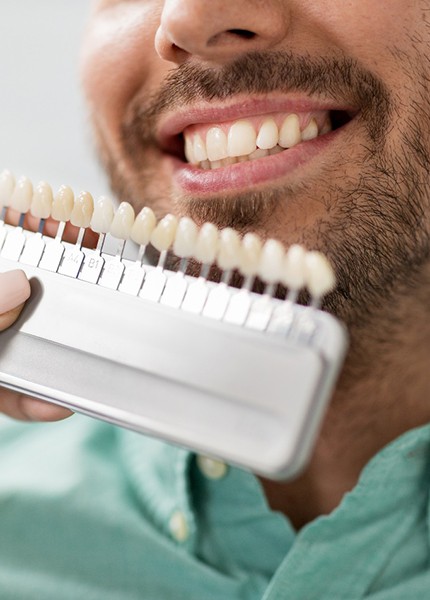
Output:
[
  {"xmin": 131, "ymin": 206, "xmax": 157, "ymax": 246},
  {"xmin": 227, "ymin": 120, "xmax": 257, "ymax": 157},
  {"xmin": 256, "ymin": 119, "xmax": 278, "ymax": 150},
  {"xmin": 258, "ymin": 238, "xmax": 285, "ymax": 284},
  {"xmin": 282, "ymin": 244, "xmax": 306, "ymax": 291},
  {"xmin": 0, "ymin": 170, "xmax": 15, "ymax": 208},
  {"xmin": 193, "ymin": 134, "xmax": 207, "ymax": 162},
  {"xmin": 10, "ymin": 176, "xmax": 33, "ymax": 213},
  {"xmin": 279, "ymin": 114, "xmax": 301, "ymax": 148},
  {"xmin": 184, "ymin": 136, "xmax": 196, "ymax": 164},
  {"xmin": 210, "ymin": 161, "xmax": 222, "ymax": 170},
  {"xmin": 70, "ymin": 191, "xmax": 94, "ymax": 229},
  {"xmin": 110, "ymin": 201, "xmax": 135, "ymax": 239},
  {"xmin": 206, "ymin": 127, "xmax": 228, "ymax": 161},
  {"xmin": 91, "ymin": 196, "xmax": 115, "ymax": 233},
  {"xmin": 51, "ymin": 185, "xmax": 74, "ymax": 222},
  {"xmin": 217, "ymin": 227, "xmax": 241, "ymax": 271},
  {"xmin": 31, "ymin": 181, "xmax": 53, "ymax": 219},
  {"xmin": 240, "ymin": 232, "xmax": 262, "ymax": 277},
  {"xmin": 302, "ymin": 118, "xmax": 319, "ymax": 141},
  {"xmin": 173, "ymin": 216, "xmax": 199, "ymax": 258},
  {"xmin": 194, "ymin": 222, "xmax": 219, "ymax": 264},
  {"xmin": 150, "ymin": 214, "xmax": 178, "ymax": 251},
  {"xmin": 305, "ymin": 251, "xmax": 336, "ymax": 299}
]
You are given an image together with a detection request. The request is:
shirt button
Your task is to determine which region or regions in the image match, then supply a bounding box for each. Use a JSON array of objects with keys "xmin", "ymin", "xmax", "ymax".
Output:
[
  {"xmin": 169, "ymin": 510, "xmax": 189, "ymax": 543},
  {"xmin": 196, "ymin": 455, "xmax": 228, "ymax": 480}
]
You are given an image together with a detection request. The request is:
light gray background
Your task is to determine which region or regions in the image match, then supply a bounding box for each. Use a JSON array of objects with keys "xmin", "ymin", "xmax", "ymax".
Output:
[{"xmin": 0, "ymin": 1, "xmax": 110, "ymax": 197}]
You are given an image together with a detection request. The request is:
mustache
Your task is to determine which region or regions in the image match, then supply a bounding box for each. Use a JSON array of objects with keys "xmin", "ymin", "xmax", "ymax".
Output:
[{"xmin": 124, "ymin": 50, "xmax": 392, "ymax": 146}]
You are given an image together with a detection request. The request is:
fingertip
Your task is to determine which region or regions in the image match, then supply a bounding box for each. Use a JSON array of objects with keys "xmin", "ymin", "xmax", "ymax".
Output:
[
  {"xmin": 0, "ymin": 270, "xmax": 31, "ymax": 314},
  {"xmin": 19, "ymin": 397, "xmax": 74, "ymax": 422}
]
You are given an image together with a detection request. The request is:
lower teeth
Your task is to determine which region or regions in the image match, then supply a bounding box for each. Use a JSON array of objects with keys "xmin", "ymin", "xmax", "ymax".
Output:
[{"xmin": 198, "ymin": 145, "xmax": 285, "ymax": 170}]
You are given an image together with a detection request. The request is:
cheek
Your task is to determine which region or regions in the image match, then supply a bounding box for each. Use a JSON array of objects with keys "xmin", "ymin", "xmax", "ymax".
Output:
[
  {"xmin": 80, "ymin": 5, "xmax": 164, "ymax": 136},
  {"xmin": 301, "ymin": 1, "xmax": 420, "ymax": 77}
]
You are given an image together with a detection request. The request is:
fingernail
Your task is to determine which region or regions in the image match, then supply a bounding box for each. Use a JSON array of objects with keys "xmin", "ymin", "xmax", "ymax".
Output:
[{"xmin": 0, "ymin": 270, "xmax": 31, "ymax": 313}]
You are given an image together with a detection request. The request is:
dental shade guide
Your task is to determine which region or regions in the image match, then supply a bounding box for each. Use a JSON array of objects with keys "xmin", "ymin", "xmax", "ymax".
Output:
[{"xmin": 0, "ymin": 170, "xmax": 348, "ymax": 481}]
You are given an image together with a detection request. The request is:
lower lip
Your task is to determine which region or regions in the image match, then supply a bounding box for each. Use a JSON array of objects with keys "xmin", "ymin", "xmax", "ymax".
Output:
[{"xmin": 171, "ymin": 128, "xmax": 341, "ymax": 196}]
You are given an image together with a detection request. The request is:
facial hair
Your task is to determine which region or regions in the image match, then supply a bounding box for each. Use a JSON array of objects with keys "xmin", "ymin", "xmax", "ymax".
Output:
[{"xmin": 92, "ymin": 50, "xmax": 430, "ymax": 328}]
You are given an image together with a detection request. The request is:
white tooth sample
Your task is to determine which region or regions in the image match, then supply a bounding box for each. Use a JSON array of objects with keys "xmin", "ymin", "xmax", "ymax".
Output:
[
  {"xmin": 110, "ymin": 201, "xmax": 135, "ymax": 240},
  {"xmin": 70, "ymin": 191, "xmax": 94, "ymax": 229},
  {"xmin": 184, "ymin": 136, "xmax": 196, "ymax": 164},
  {"xmin": 282, "ymin": 244, "xmax": 306, "ymax": 291},
  {"xmin": 217, "ymin": 227, "xmax": 241, "ymax": 271},
  {"xmin": 31, "ymin": 181, "xmax": 53, "ymax": 219},
  {"xmin": 193, "ymin": 134, "xmax": 208, "ymax": 162},
  {"xmin": 150, "ymin": 213, "xmax": 178, "ymax": 251},
  {"xmin": 194, "ymin": 222, "xmax": 219, "ymax": 264},
  {"xmin": 91, "ymin": 196, "xmax": 115, "ymax": 233},
  {"xmin": 10, "ymin": 176, "xmax": 33, "ymax": 213},
  {"xmin": 279, "ymin": 114, "xmax": 301, "ymax": 149},
  {"xmin": 51, "ymin": 185, "xmax": 74, "ymax": 222},
  {"xmin": 240, "ymin": 232, "xmax": 263, "ymax": 277},
  {"xmin": 258, "ymin": 238, "xmax": 285, "ymax": 284},
  {"xmin": 302, "ymin": 118, "xmax": 319, "ymax": 141},
  {"xmin": 206, "ymin": 127, "xmax": 228, "ymax": 161},
  {"xmin": 0, "ymin": 169, "xmax": 15, "ymax": 208},
  {"xmin": 305, "ymin": 251, "xmax": 336, "ymax": 299},
  {"xmin": 131, "ymin": 206, "xmax": 157, "ymax": 246},
  {"xmin": 173, "ymin": 216, "xmax": 199, "ymax": 258},
  {"xmin": 256, "ymin": 119, "xmax": 279, "ymax": 150},
  {"xmin": 227, "ymin": 120, "xmax": 257, "ymax": 157}
]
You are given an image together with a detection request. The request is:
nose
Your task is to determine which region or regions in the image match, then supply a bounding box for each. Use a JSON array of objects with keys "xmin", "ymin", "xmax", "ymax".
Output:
[{"xmin": 155, "ymin": 0, "xmax": 290, "ymax": 65}]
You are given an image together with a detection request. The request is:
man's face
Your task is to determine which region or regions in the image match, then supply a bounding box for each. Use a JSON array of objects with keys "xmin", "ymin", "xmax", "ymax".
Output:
[{"xmin": 82, "ymin": 1, "xmax": 430, "ymax": 323}]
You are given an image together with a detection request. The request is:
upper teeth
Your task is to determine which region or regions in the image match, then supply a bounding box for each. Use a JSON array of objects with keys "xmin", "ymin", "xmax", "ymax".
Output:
[{"xmin": 184, "ymin": 114, "xmax": 328, "ymax": 168}]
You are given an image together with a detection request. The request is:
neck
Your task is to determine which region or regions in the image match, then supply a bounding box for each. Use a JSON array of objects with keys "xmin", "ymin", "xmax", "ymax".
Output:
[{"xmin": 260, "ymin": 266, "xmax": 430, "ymax": 530}]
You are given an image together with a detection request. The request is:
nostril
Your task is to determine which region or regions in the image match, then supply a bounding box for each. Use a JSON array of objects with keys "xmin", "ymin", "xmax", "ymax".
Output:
[{"xmin": 227, "ymin": 29, "xmax": 256, "ymax": 40}]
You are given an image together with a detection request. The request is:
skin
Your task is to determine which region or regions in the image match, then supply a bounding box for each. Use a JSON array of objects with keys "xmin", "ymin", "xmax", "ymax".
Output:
[
  {"xmin": 80, "ymin": 0, "xmax": 430, "ymax": 528},
  {"xmin": 3, "ymin": 0, "xmax": 430, "ymax": 527}
]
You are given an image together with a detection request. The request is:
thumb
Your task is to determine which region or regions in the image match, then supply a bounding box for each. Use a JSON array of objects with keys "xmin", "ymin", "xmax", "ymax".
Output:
[{"xmin": 0, "ymin": 270, "xmax": 31, "ymax": 330}]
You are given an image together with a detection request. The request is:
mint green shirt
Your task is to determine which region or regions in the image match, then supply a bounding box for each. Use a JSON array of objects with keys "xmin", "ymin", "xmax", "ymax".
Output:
[{"xmin": 0, "ymin": 414, "xmax": 429, "ymax": 599}]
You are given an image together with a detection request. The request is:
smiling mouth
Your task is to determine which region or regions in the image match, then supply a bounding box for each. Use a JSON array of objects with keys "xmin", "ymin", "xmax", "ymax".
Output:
[{"xmin": 166, "ymin": 109, "xmax": 354, "ymax": 170}]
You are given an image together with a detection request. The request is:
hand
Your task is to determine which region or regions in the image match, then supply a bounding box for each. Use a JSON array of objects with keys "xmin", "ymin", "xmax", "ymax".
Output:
[{"xmin": 0, "ymin": 270, "xmax": 73, "ymax": 421}]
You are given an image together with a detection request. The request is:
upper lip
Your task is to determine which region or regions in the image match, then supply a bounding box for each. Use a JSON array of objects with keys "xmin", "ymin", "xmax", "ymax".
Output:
[{"xmin": 157, "ymin": 94, "xmax": 358, "ymax": 155}]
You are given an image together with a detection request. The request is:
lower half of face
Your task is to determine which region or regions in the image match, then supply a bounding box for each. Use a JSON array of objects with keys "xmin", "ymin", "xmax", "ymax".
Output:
[{"xmin": 83, "ymin": 12, "xmax": 430, "ymax": 327}]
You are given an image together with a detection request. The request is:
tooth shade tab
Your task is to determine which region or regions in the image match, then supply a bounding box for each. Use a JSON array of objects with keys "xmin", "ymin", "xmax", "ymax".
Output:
[
  {"xmin": 282, "ymin": 244, "xmax": 307, "ymax": 290},
  {"xmin": 217, "ymin": 227, "xmax": 241, "ymax": 271},
  {"xmin": 240, "ymin": 232, "xmax": 263, "ymax": 277},
  {"xmin": 227, "ymin": 120, "xmax": 256, "ymax": 157},
  {"xmin": 10, "ymin": 176, "xmax": 33, "ymax": 214},
  {"xmin": 305, "ymin": 251, "xmax": 336, "ymax": 299},
  {"xmin": 258, "ymin": 239, "xmax": 285, "ymax": 284},
  {"xmin": 52, "ymin": 185, "xmax": 74, "ymax": 222},
  {"xmin": 110, "ymin": 201, "xmax": 135, "ymax": 240},
  {"xmin": 206, "ymin": 128, "xmax": 228, "ymax": 162},
  {"xmin": 31, "ymin": 181, "xmax": 53, "ymax": 219},
  {"xmin": 70, "ymin": 191, "xmax": 94, "ymax": 229},
  {"xmin": 194, "ymin": 222, "xmax": 219, "ymax": 265},
  {"xmin": 173, "ymin": 217, "xmax": 199, "ymax": 258},
  {"xmin": 91, "ymin": 196, "xmax": 115, "ymax": 234},
  {"xmin": 131, "ymin": 206, "xmax": 157, "ymax": 246},
  {"xmin": 150, "ymin": 213, "xmax": 178, "ymax": 252},
  {"xmin": 0, "ymin": 169, "xmax": 15, "ymax": 208},
  {"xmin": 256, "ymin": 119, "xmax": 278, "ymax": 150}
]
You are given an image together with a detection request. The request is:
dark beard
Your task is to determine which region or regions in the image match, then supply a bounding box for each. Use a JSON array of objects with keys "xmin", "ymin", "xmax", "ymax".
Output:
[{"xmin": 93, "ymin": 50, "xmax": 430, "ymax": 328}]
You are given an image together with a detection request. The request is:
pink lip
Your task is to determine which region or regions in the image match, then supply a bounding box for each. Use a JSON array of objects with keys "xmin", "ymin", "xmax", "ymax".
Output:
[
  {"xmin": 169, "ymin": 127, "xmax": 344, "ymax": 195},
  {"xmin": 157, "ymin": 95, "xmax": 355, "ymax": 146}
]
